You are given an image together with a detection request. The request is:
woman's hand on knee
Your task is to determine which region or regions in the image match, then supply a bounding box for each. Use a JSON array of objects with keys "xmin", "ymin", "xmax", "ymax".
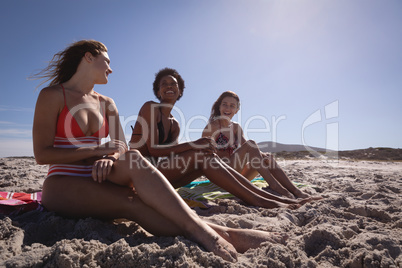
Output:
[{"xmin": 92, "ymin": 158, "xmax": 114, "ymax": 183}]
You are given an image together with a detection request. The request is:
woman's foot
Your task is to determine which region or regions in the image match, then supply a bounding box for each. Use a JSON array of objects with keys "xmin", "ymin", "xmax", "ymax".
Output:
[
  {"xmin": 217, "ymin": 228, "xmax": 289, "ymax": 253},
  {"xmin": 298, "ymin": 195, "xmax": 324, "ymax": 205},
  {"xmin": 267, "ymin": 183, "xmax": 295, "ymax": 199},
  {"xmin": 212, "ymin": 236, "xmax": 238, "ymax": 262},
  {"xmin": 189, "ymin": 227, "xmax": 238, "ymax": 262},
  {"xmin": 294, "ymin": 189, "xmax": 311, "ymax": 199}
]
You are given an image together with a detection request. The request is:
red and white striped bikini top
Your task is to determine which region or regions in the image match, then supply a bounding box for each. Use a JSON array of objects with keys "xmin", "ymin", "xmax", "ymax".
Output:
[{"xmin": 54, "ymin": 84, "xmax": 109, "ymax": 148}]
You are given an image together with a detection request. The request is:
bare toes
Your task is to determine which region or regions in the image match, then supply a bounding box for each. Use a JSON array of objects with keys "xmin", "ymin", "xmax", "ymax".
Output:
[
  {"xmin": 296, "ymin": 192, "xmax": 310, "ymax": 199},
  {"xmin": 216, "ymin": 242, "xmax": 237, "ymax": 262},
  {"xmin": 275, "ymin": 233, "xmax": 289, "ymax": 245},
  {"xmin": 287, "ymin": 203, "xmax": 301, "ymax": 210}
]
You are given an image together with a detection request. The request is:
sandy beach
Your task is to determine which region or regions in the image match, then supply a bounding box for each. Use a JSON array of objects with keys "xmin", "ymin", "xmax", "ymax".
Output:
[{"xmin": 1, "ymin": 156, "xmax": 401, "ymax": 267}]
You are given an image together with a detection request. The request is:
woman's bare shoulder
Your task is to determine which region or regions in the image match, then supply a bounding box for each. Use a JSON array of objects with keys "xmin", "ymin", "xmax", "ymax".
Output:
[
  {"xmin": 208, "ymin": 119, "xmax": 220, "ymax": 127},
  {"xmin": 134, "ymin": 101, "xmax": 160, "ymax": 121},
  {"xmin": 171, "ymin": 117, "xmax": 181, "ymax": 130},
  {"xmin": 232, "ymin": 121, "xmax": 242, "ymax": 128},
  {"xmin": 37, "ymin": 85, "xmax": 64, "ymax": 105},
  {"xmin": 138, "ymin": 101, "xmax": 157, "ymax": 110},
  {"xmin": 203, "ymin": 120, "xmax": 219, "ymax": 137},
  {"xmin": 171, "ymin": 115, "xmax": 180, "ymax": 124},
  {"xmin": 97, "ymin": 93, "xmax": 114, "ymax": 105},
  {"xmin": 39, "ymin": 84, "xmax": 62, "ymax": 95},
  {"xmin": 95, "ymin": 93, "xmax": 119, "ymax": 116},
  {"xmin": 231, "ymin": 121, "xmax": 243, "ymax": 133}
]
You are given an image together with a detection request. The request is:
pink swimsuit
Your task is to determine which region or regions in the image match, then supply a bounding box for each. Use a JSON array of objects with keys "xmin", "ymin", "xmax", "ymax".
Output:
[{"xmin": 47, "ymin": 85, "xmax": 109, "ymax": 178}]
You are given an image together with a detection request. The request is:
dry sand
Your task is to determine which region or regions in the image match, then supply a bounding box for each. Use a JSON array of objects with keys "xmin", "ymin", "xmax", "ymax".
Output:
[{"xmin": 0, "ymin": 157, "xmax": 401, "ymax": 267}]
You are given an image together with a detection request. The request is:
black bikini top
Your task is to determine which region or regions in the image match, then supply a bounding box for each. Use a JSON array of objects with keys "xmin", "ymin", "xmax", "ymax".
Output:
[
  {"xmin": 130, "ymin": 106, "xmax": 174, "ymax": 146},
  {"xmin": 157, "ymin": 107, "xmax": 174, "ymax": 145}
]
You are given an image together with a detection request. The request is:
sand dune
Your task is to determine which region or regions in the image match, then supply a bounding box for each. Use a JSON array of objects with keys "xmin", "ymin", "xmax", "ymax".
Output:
[{"xmin": 1, "ymin": 157, "xmax": 401, "ymax": 267}]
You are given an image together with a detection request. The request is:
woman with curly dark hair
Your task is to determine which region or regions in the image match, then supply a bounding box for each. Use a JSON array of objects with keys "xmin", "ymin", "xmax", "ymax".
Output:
[{"xmin": 129, "ymin": 68, "xmax": 311, "ymax": 210}]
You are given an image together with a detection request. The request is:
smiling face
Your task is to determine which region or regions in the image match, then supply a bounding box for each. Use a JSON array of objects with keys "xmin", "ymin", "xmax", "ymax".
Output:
[
  {"xmin": 92, "ymin": 51, "xmax": 112, "ymax": 84},
  {"xmin": 157, "ymin": 75, "xmax": 181, "ymax": 102},
  {"xmin": 219, "ymin": 96, "xmax": 239, "ymax": 119}
]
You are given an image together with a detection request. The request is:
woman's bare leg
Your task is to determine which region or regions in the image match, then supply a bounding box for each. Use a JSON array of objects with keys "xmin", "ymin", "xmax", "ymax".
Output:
[
  {"xmin": 42, "ymin": 175, "xmax": 185, "ymax": 236},
  {"xmin": 42, "ymin": 175, "xmax": 288, "ymax": 255},
  {"xmin": 157, "ymin": 156, "xmax": 204, "ymax": 188},
  {"xmin": 261, "ymin": 154, "xmax": 311, "ymax": 198},
  {"xmin": 240, "ymin": 163, "xmax": 259, "ymax": 180},
  {"xmin": 43, "ymin": 151, "xmax": 238, "ymax": 261},
  {"xmin": 217, "ymin": 160, "xmax": 303, "ymax": 207},
  {"xmin": 108, "ymin": 150, "xmax": 238, "ymax": 261},
  {"xmin": 207, "ymin": 222, "xmax": 289, "ymax": 253},
  {"xmin": 157, "ymin": 150, "xmax": 300, "ymax": 209},
  {"xmin": 229, "ymin": 141, "xmax": 297, "ymax": 198}
]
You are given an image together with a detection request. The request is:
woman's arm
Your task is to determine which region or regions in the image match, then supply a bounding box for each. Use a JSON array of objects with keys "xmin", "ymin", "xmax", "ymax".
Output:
[
  {"xmin": 102, "ymin": 96, "xmax": 128, "ymax": 159},
  {"xmin": 91, "ymin": 96, "xmax": 128, "ymax": 183},
  {"xmin": 33, "ymin": 88, "xmax": 121, "ymax": 165},
  {"xmin": 133, "ymin": 102, "xmax": 193, "ymax": 157},
  {"xmin": 130, "ymin": 102, "xmax": 209, "ymax": 157},
  {"xmin": 234, "ymin": 122, "xmax": 247, "ymax": 144},
  {"xmin": 202, "ymin": 120, "xmax": 219, "ymax": 140}
]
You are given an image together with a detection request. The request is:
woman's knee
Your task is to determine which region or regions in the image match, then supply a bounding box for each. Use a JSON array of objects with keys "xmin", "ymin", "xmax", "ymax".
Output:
[
  {"xmin": 123, "ymin": 149, "xmax": 150, "ymax": 170},
  {"xmin": 239, "ymin": 140, "xmax": 258, "ymax": 151},
  {"xmin": 192, "ymin": 152, "xmax": 224, "ymax": 171},
  {"xmin": 262, "ymin": 153, "xmax": 277, "ymax": 168},
  {"xmin": 126, "ymin": 149, "xmax": 144, "ymax": 161},
  {"xmin": 188, "ymin": 150, "xmax": 215, "ymax": 164},
  {"xmin": 109, "ymin": 150, "xmax": 153, "ymax": 185},
  {"xmin": 245, "ymin": 140, "xmax": 258, "ymax": 149}
]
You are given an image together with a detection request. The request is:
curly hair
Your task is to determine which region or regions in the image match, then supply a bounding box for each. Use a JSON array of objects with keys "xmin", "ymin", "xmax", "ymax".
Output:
[
  {"xmin": 31, "ymin": 40, "xmax": 107, "ymax": 88},
  {"xmin": 209, "ymin": 91, "xmax": 240, "ymax": 122},
  {"xmin": 152, "ymin": 67, "xmax": 185, "ymax": 101}
]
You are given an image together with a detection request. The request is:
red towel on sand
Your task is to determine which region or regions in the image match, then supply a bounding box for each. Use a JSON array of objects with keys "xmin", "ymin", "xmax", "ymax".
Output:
[{"xmin": 0, "ymin": 191, "xmax": 44, "ymax": 215}]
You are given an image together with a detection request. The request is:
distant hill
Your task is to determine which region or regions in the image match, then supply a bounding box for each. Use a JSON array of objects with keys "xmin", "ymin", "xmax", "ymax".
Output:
[
  {"xmin": 257, "ymin": 142, "xmax": 402, "ymax": 161},
  {"xmin": 257, "ymin": 142, "xmax": 329, "ymax": 153},
  {"xmin": 337, "ymin": 147, "xmax": 402, "ymax": 161}
]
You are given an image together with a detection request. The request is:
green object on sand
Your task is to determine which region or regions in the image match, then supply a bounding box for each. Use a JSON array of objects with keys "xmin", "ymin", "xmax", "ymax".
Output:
[{"xmin": 177, "ymin": 176, "xmax": 312, "ymax": 208}]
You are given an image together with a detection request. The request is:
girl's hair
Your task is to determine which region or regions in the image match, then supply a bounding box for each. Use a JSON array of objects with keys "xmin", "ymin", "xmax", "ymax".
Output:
[
  {"xmin": 31, "ymin": 40, "xmax": 107, "ymax": 87},
  {"xmin": 152, "ymin": 67, "xmax": 185, "ymax": 101},
  {"xmin": 209, "ymin": 91, "xmax": 240, "ymax": 122}
]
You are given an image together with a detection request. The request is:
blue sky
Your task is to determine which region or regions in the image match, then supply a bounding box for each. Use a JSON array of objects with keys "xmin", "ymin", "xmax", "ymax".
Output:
[{"xmin": 1, "ymin": 0, "xmax": 401, "ymax": 157}]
